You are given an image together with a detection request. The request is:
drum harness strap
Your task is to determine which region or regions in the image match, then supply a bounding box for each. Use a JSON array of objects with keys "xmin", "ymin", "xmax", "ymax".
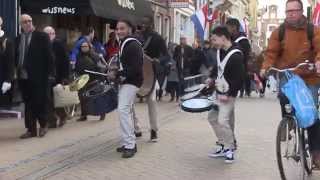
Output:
[
  {"xmin": 234, "ymin": 36, "xmax": 249, "ymax": 43},
  {"xmin": 216, "ymin": 49, "xmax": 242, "ymax": 93},
  {"xmin": 119, "ymin": 37, "xmax": 143, "ymax": 72}
]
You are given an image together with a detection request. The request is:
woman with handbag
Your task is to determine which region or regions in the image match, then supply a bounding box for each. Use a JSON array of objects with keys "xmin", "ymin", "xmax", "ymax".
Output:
[{"xmin": 75, "ymin": 40, "xmax": 106, "ymax": 121}]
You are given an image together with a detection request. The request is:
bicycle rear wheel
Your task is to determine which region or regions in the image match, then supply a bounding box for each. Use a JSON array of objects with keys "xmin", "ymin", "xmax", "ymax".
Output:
[{"xmin": 276, "ymin": 117, "xmax": 305, "ymax": 180}]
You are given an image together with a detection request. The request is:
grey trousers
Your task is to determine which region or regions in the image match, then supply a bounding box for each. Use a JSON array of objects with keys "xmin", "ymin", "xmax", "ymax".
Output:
[
  {"xmin": 208, "ymin": 97, "xmax": 236, "ymax": 150},
  {"xmin": 133, "ymin": 87, "xmax": 158, "ymax": 132}
]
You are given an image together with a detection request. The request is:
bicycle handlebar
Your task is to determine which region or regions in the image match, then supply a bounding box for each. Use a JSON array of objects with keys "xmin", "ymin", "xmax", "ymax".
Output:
[{"xmin": 267, "ymin": 61, "xmax": 315, "ymax": 74}]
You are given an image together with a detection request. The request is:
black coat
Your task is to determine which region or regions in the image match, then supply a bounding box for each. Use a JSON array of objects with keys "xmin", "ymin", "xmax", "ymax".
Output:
[
  {"xmin": 142, "ymin": 31, "xmax": 169, "ymax": 85},
  {"xmin": 233, "ymin": 33, "xmax": 251, "ymax": 71},
  {"xmin": 52, "ymin": 39, "xmax": 69, "ymax": 84},
  {"xmin": 0, "ymin": 36, "xmax": 15, "ymax": 107},
  {"xmin": 15, "ymin": 31, "xmax": 54, "ymax": 113},
  {"xmin": 173, "ymin": 45, "xmax": 194, "ymax": 78}
]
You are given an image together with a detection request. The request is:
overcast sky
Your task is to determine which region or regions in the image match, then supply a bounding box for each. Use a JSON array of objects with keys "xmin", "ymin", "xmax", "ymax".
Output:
[{"xmin": 258, "ymin": 0, "xmax": 311, "ymax": 18}]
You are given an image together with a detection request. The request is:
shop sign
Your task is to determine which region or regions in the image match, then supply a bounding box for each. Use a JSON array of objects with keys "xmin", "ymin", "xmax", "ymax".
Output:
[
  {"xmin": 169, "ymin": 0, "xmax": 189, "ymax": 8},
  {"xmin": 41, "ymin": 7, "xmax": 76, "ymax": 14},
  {"xmin": 117, "ymin": 0, "xmax": 135, "ymax": 10}
]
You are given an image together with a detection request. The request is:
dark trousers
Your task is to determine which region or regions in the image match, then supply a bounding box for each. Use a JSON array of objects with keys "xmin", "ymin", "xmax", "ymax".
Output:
[
  {"xmin": 279, "ymin": 93, "xmax": 320, "ymax": 152},
  {"xmin": 78, "ymin": 89, "xmax": 88, "ymax": 117},
  {"xmin": 259, "ymin": 76, "xmax": 267, "ymax": 94},
  {"xmin": 166, "ymin": 81, "xmax": 179, "ymax": 100},
  {"xmin": 19, "ymin": 80, "xmax": 47, "ymax": 134},
  {"xmin": 240, "ymin": 74, "xmax": 252, "ymax": 96}
]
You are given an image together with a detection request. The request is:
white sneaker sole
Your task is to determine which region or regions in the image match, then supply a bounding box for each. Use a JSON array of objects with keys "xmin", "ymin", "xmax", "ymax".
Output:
[
  {"xmin": 150, "ymin": 138, "xmax": 158, "ymax": 143},
  {"xmin": 208, "ymin": 153, "xmax": 225, "ymax": 158},
  {"xmin": 225, "ymin": 159, "xmax": 234, "ymax": 164}
]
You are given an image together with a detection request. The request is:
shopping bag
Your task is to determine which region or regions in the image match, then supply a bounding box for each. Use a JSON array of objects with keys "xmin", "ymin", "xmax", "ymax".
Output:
[
  {"xmin": 53, "ymin": 84, "xmax": 80, "ymax": 108},
  {"xmin": 281, "ymin": 71, "xmax": 318, "ymax": 128}
]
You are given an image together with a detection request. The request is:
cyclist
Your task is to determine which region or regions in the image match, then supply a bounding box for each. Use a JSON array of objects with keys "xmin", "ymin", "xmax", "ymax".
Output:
[{"xmin": 260, "ymin": 0, "xmax": 320, "ymax": 168}]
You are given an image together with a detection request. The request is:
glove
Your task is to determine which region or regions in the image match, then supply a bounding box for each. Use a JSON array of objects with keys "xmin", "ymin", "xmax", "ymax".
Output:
[{"xmin": 1, "ymin": 82, "xmax": 12, "ymax": 94}]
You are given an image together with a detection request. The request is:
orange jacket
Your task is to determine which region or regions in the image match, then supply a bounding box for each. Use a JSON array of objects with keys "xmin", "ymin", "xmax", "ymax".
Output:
[{"xmin": 262, "ymin": 22, "xmax": 320, "ymax": 85}]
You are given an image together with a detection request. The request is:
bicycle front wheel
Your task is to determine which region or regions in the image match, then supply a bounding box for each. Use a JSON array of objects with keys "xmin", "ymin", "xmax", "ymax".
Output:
[{"xmin": 276, "ymin": 117, "xmax": 305, "ymax": 180}]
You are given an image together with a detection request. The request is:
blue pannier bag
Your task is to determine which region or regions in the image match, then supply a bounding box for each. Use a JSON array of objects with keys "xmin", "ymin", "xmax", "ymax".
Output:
[{"xmin": 281, "ymin": 71, "xmax": 318, "ymax": 128}]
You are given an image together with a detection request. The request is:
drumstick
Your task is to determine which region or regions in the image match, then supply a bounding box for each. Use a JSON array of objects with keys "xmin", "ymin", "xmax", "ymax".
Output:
[
  {"xmin": 84, "ymin": 70, "xmax": 108, "ymax": 77},
  {"xmin": 99, "ymin": 54, "xmax": 108, "ymax": 66}
]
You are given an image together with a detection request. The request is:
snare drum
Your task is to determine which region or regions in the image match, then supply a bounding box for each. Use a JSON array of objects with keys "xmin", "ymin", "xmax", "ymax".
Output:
[
  {"xmin": 180, "ymin": 98, "xmax": 214, "ymax": 113},
  {"xmin": 83, "ymin": 82, "xmax": 118, "ymax": 115}
]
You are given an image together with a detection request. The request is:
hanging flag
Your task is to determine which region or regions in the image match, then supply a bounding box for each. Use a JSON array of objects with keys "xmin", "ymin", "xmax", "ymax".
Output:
[
  {"xmin": 191, "ymin": 1, "xmax": 224, "ymax": 41},
  {"xmin": 313, "ymin": 2, "xmax": 320, "ymax": 26}
]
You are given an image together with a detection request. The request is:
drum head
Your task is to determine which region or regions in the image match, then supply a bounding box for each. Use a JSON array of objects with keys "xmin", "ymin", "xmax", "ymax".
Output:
[
  {"xmin": 181, "ymin": 98, "xmax": 213, "ymax": 113},
  {"xmin": 137, "ymin": 54, "xmax": 156, "ymax": 98}
]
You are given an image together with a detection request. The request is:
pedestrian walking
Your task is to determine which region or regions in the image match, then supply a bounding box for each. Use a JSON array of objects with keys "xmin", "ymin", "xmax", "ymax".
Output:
[
  {"xmin": 166, "ymin": 58, "xmax": 179, "ymax": 102},
  {"xmin": 132, "ymin": 16, "xmax": 168, "ymax": 142},
  {"xmin": 43, "ymin": 26, "xmax": 69, "ymax": 128},
  {"xmin": 173, "ymin": 36, "xmax": 194, "ymax": 96},
  {"xmin": 16, "ymin": 14, "xmax": 54, "ymax": 138},
  {"xmin": 0, "ymin": 16, "xmax": 15, "ymax": 109}
]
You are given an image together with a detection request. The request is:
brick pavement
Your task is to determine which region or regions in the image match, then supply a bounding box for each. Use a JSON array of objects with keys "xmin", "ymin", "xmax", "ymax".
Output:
[{"xmin": 0, "ymin": 94, "xmax": 319, "ymax": 180}]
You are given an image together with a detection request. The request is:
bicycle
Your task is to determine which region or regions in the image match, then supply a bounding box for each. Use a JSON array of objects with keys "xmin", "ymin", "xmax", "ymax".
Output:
[{"xmin": 267, "ymin": 62, "xmax": 316, "ymax": 180}]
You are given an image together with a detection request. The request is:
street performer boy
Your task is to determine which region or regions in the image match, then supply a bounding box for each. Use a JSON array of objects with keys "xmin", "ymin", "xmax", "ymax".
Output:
[
  {"xmin": 206, "ymin": 26, "xmax": 245, "ymax": 163},
  {"xmin": 108, "ymin": 19, "xmax": 143, "ymax": 158}
]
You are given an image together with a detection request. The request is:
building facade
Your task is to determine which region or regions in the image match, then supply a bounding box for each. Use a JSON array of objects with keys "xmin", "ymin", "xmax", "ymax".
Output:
[{"xmin": 257, "ymin": 3, "xmax": 283, "ymax": 48}]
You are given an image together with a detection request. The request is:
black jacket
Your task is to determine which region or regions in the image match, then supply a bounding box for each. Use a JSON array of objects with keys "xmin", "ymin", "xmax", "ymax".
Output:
[
  {"xmin": 190, "ymin": 47, "xmax": 206, "ymax": 75},
  {"xmin": 119, "ymin": 36, "xmax": 143, "ymax": 88},
  {"xmin": 52, "ymin": 39, "xmax": 69, "ymax": 84},
  {"xmin": 173, "ymin": 44, "xmax": 194, "ymax": 78},
  {"xmin": 142, "ymin": 31, "xmax": 169, "ymax": 85},
  {"xmin": 75, "ymin": 51, "xmax": 102, "ymax": 82},
  {"xmin": 233, "ymin": 33, "xmax": 251, "ymax": 71},
  {"xmin": 15, "ymin": 31, "xmax": 54, "ymax": 113},
  {"xmin": 143, "ymin": 31, "xmax": 168, "ymax": 59},
  {"xmin": 0, "ymin": 36, "xmax": 15, "ymax": 107},
  {"xmin": 210, "ymin": 44, "xmax": 245, "ymax": 97}
]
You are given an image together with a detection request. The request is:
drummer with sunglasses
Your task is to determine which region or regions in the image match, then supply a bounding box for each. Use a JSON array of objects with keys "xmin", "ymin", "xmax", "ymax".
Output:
[{"xmin": 206, "ymin": 26, "xmax": 245, "ymax": 164}]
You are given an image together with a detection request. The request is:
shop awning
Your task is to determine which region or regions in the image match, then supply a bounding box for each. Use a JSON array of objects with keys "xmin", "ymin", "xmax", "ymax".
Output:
[{"xmin": 20, "ymin": 0, "xmax": 153, "ymax": 23}]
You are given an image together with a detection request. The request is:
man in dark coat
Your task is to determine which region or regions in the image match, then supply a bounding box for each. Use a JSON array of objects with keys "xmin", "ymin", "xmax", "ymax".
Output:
[
  {"xmin": 131, "ymin": 16, "xmax": 169, "ymax": 142},
  {"xmin": 226, "ymin": 18, "xmax": 252, "ymax": 97},
  {"xmin": 0, "ymin": 16, "xmax": 15, "ymax": 108},
  {"xmin": 173, "ymin": 36, "xmax": 194, "ymax": 96},
  {"xmin": 44, "ymin": 26, "xmax": 69, "ymax": 128},
  {"xmin": 16, "ymin": 14, "xmax": 54, "ymax": 138}
]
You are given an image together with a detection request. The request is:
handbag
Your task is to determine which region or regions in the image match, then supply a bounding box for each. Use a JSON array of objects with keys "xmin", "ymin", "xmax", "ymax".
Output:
[
  {"xmin": 281, "ymin": 71, "xmax": 318, "ymax": 128},
  {"xmin": 53, "ymin": 84, "xmax": 80, "ymax": 108}
]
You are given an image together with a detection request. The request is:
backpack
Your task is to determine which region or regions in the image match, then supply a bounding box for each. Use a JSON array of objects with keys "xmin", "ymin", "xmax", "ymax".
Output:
[{"xmin": 278, "ymin": 23, "xmax": 314, "ymax": 51}]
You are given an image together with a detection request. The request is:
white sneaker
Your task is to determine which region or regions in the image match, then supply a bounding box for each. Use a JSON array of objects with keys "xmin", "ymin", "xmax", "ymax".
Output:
[
  {"xmin": 224, "ymin": 149, "xmax": 235, "ymax": 164},
  {"xmin": 208, "ymin": 145, "xmax": 225, "ymax": 158}
]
